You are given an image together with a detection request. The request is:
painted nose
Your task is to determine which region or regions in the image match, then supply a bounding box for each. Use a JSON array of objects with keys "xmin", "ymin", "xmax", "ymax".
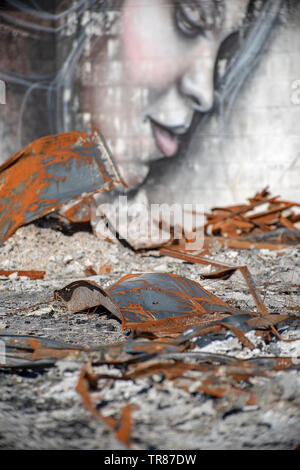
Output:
[{"xmin": 179, "ymin": 56, "xmax": 215, "ymax": 112}]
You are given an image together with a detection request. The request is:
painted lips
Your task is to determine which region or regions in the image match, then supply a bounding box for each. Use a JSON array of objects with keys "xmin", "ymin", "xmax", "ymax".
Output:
[{"xmin": 150, "ymin": 120, "xmax": 180, "ymax": 158}]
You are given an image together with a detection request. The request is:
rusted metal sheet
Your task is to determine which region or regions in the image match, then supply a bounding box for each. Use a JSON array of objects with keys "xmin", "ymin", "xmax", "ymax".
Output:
[
  {"xmin": 54, "ymin": 279, "xmax": 123, "ymax": 319},
  {"xmin": 0, "ymin": 332, "xmax": 81, "ymax": 351},
  {"xmin": 0, "ymin": 330, "xmax": 86, "ymax": 368},
  {"xmin": 171, "ymin": 313, "xmax": 297, "ymax": 350},
  {"xmin": 53, "ymin": 272, "xmax": 300, "ymax": 347},
  {"xmin": 54, "ymin": 273, "xmax": 242, "ymax": 328},
  {"xmin": 107, "ymin": 273, "xmax": 241, "ymax": 324},
  {"xmin": 0, "ymin": 328, "xmax": 188, "ymax": 368},
  {"xmin": 159, "ymin": 247, "xmax": 269, "ymax": 315},
  {"xmin": 126, "ymin": 312, "xmax": 230, "ymax": 339},
  {"xmin": 0, "ymin": 129, "xmax": 125, "ymax": 246}
]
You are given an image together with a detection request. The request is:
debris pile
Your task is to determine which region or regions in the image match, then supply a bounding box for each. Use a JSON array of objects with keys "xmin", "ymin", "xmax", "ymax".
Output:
[
  {"xmin": 1, "ymin": 271, "xmax": 299, "ymax": 447},
  {"xmin": 170, "ymin": 188, "xmax": 300, "ymax": 252}
]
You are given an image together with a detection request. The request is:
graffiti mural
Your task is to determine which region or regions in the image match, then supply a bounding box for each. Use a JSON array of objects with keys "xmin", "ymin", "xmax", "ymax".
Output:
[{"xmin": 0, "ymin": 0, "xmax": 299, "ymax": 209}]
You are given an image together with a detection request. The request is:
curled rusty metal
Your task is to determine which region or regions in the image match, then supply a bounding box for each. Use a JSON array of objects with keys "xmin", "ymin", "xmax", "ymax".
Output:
[
  {"xmin": 54, "ymin": 272, "xmax": 298, "ymax": 346},
  {"xmin": 54, "ymin": 273, "xmax": 242, "ymax": 327},
  {"xmin": 0, "ymin": 129, "xmax": 125, "ymax": 246},
  {"xmin": 159, "ymin": 247, "xmax": 269, "ymax": 315}
]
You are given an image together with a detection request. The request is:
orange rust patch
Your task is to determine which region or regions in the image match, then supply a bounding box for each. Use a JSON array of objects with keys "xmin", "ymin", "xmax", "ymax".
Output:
[
  {"xmin": 115, "ymin": 404, "xmax": 137, "ymax": 448},
  {"xmin": 0, "ymin": 130, "xmax": 124, "ymax": 245},
  {"xmin": 0, "ymin": 270, "xmax": 45, "ymax": 279},
  {"xmin": 99, "ymin": 265, "xmax": 112, "ymax": 275}
]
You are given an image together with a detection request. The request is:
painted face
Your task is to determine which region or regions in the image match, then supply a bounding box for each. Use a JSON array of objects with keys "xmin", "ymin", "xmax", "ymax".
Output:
[{"xmin": 87, "ymin": 0, "xmax": 249, "ymax": 189}]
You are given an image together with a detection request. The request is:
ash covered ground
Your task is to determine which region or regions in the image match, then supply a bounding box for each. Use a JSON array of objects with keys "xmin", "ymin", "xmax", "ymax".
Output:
[{"xmin": 0, "ymin": 223, "xmax": 299, "ymax": 450}]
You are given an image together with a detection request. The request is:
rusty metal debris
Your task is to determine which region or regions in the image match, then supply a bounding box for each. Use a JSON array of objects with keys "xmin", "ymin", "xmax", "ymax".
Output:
[
  {"xmin": 0, "ymin": 330, "xmax": 183, "ymax": 368},
  {"xmin": 2, "ymin": 323, "xmax": 298, "ymax": 370},
  {"xmin": 75, "ymin": 365, "xmax": 137, "ymax": 447},
  {"xmin": 54, "ymin": 273, "xmax": 243, "ymax": 326},
  {"xmin": 4, "ymin": 271, "xmax": 296, "ymax": 366},
  {"xmin": 1, "ymin": 135, "xmax": 297, "ymax": 257},
  {"xmin": 84, "ymin": 265, "xmax": 97, "ymax": 277},
  {"xmin": 2, "ymin": 271, "xmax": 297, "ymax": 358},
  {"xmin": 160, "ymin": 248, "xmax": 269, "ymax": 315},
  {"xmin": 0, "ymin": 330, "xmax": 84, "ymax": 368},
  {"xmin": 99, "ymin": 265, "xmax": 112, "ymax": 275},
  {"xmin": 83, "ymin": 188, "xmax": 300, "ymax": 253},
  {"xmin": 86, "ymin": 353, "xmax": 299, "ymax": 398},
  {"xmin": 0, "ymin": 179, "xmax": 299, "ymax": 446},
  {"xmin": 75, "ymin": 351, "xmax": 299, "ymax": 446},
  {"xmin": 84, "ymin": 265, "xmax": 112, "ymax": 276},
  {"xmin": 1, "ymin": 269, "xmax": 299, "ymax": 447},
  {"xmin": 0, "ymin": 129, "xmax": 125, "ymax": 246},
  {"xmin": 0, "ymin": 269, "xmax": 45, "ymax": 279},
  {"xmin": 1, "ymin": 317, "xmax": 298, "ymax": 369},
  {"xmin": 0, "ymin": 128, "xmax": 298, "ymax": 449},
  {"xmin": 175, "ymin": 188, "xmax": 300, "ymax": 252}
]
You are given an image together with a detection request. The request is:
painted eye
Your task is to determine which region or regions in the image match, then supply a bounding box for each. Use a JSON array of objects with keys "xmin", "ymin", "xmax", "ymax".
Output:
[
  {"xmin": 175, "ymin": 3, "xmax": 206, "ymax": 38},
  {"xmin": 174, "ymin": 1, "xmax": 224, "ymax": 38}
]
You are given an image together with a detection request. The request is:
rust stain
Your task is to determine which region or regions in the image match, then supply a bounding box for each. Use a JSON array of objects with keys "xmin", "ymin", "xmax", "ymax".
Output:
[
  {"xmin": 99, "ymin": 265, "xmax": 112, "ymax": 275},
  {"xmin": 84, "ymin": 265, "xmax": 97, "ymax": 277}
]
